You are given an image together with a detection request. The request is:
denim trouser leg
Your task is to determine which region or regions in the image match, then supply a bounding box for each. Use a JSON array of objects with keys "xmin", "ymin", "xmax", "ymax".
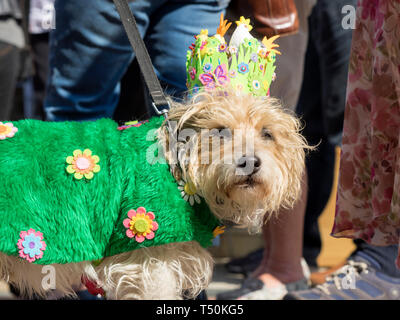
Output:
[
  {"xmin": 44, "ymin": 0, "xmax": 230, "ymax": 121},
  {"xmin": 352, "ymin": 240, "xmax": 400, "ymax": 278},
  {"xmin": 145, "ymin": 0, "xmax": 230, "ymax": 96}
]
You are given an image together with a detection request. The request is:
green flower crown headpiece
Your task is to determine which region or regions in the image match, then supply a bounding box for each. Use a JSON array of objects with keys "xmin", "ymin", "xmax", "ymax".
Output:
[{"xmin": 186, "ymin": 15, "xmax": 281, "ymax": 97}]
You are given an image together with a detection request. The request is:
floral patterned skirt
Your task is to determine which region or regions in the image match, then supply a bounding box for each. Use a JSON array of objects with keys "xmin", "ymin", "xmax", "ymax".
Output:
[{"xmin": 331, "ymin": 0, "xmax": 400, "ymax": 267}]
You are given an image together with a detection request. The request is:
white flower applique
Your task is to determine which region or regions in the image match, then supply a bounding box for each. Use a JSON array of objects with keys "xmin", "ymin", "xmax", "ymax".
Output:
[{"xmin": 177, "ymin": 179, "xmax": 202, "ymax": 206}]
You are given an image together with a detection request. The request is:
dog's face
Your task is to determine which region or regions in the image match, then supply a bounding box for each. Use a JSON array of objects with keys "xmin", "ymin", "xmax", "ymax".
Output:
[{"xmin": 160, "ymin": 91, "xmax": 309, "ymax": 233}]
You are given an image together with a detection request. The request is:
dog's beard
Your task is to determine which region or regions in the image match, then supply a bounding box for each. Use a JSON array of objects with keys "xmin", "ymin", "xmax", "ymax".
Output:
[
  {"xmin": 193, "ymin": 160, "xmax": 278, "ymax": 234},
  {"xmin": 205, "ymin": 182, "xmax": 268, "ymax": 234},
  {"xmin": 178, "ymin": 136, "xmax": 288, "ymax": 233},
  {"xmin": 168, "ymin": 130, "xmax": 303, "ymax": 235}
]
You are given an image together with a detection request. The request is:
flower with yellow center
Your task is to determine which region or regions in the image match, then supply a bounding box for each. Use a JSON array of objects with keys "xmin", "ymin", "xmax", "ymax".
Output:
[
  {"xmin": 178, "ymin": 179, "xmax": 201, "ymax": 206},
  {"xmin": 66, "ymin": 149, "xmax": 100, "ymax": 180},
  {"xmin": 123, "ymin": 207, "xmax": 158, "ymax": 243},
  {"xmin": 0, "ymin": 122, "xmax": 18, "ymax": 140}
]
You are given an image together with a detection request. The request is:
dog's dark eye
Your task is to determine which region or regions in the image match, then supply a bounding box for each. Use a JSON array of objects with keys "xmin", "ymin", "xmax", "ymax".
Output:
[
  {"xmin": 261, "ymin": 128, "xmax": 273, "ymax": 140},
  {"xmin": 178, "ymin": 135, "xmax": 192, "ymax": 143}
]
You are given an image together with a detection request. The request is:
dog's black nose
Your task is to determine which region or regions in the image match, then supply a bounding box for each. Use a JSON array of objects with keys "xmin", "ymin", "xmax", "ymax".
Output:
[{"xmin": 237, "ymin": 156, "xmax": 261, "ymax": 174}]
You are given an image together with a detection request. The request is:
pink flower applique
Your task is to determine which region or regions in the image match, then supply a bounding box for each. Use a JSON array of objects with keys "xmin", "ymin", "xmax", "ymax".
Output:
[
  {"xmin": 0, "ymin": 122, "xmax": 18, "ymax": 140},
  {"xmin": 123, "ymin": 207, "xmax": 159, "ymax": 243},
  {"xmin": 17, "ymin": 229, "xmax": 46, "ymax": 263}
]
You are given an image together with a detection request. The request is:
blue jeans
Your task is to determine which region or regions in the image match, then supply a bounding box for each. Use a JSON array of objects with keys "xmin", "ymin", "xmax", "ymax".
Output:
[{"xmin": 44, "ymin": 0, "xmax": 230, "ymax": 121}]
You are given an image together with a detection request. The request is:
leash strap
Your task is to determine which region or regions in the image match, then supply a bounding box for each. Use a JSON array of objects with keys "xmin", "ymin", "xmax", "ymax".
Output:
[
  {"xmin": 113, "ymin": 0, "xmax": 179, "ymax": 171},
  {"xmin": 112, "ymin": 0, "xmax": 170, "ymax": 117}
]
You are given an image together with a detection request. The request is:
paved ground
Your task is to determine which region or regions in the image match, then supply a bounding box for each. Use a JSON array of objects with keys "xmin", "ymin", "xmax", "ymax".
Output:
[{"xmin": 207, "ymin": 258, "xmax": 244, "ymax": 300}]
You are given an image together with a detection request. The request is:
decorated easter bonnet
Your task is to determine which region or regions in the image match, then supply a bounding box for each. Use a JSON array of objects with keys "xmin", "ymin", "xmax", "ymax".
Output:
[{"xmin": 186, "ymin": 15, "xmax": 281, "ymax": 96}]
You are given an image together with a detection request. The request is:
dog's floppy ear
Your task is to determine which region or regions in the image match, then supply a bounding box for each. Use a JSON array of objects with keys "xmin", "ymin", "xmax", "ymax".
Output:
[
  {"xmin": 158, "ymin": 94, "xmax": 216, "ymax": 184},
  {"xmin": 157, "ymin": 99, "xmax": 192, "ymax": 181},
  {"xmin": 163, "ymin": 99, "xmax": 197, "ymax": 129}
]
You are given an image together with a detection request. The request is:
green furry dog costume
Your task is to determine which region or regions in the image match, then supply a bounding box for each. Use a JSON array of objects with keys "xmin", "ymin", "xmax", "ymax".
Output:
[{"xmin": 0, "ymin": 117, "xmax": 220, "ymax": 265}]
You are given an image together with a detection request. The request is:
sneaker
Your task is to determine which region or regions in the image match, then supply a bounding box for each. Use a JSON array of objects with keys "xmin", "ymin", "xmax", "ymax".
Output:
[
  {"xmin": 284, "ymin": 253, "xmax": 400, "ymax": 300},
  {"xmin": 310, "ymin": 261, "xmax": 346, "ymax": 285},
  {"xmin": 217, "ymin": 258, "xmax": 311, "ymax": 300},
  {"xmin": 216, "ymin": 277, "xmax": 309, "ymax": 300}
]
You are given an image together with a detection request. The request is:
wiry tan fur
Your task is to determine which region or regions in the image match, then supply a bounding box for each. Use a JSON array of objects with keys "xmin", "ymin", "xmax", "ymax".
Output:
[
  {"xmin": 1, "ymin": 91, "xmax": 310, "ymax": 299},
  {"xmin": 0, "ymin": 252, "xmax": 85, "ymax": 298},
  {"xmin": 1, "ymin": 242, "xmax": 212, "ymax": 300},
  {"xmin": 160, "ymin": 90, "xmax": 311, "ymax": 233}
]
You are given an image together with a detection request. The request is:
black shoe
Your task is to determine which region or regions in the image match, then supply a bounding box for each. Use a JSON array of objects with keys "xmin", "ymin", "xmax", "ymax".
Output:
[
  {"xmin": 216, "ymin": 278, "xmax": 264, "ymax": 300},
  {"xmin": 225, "ymin": 248, "xmax": 264, "ymax": 275}
]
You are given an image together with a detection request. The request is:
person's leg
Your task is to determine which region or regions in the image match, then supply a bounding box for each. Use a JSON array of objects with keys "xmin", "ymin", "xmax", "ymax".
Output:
[
  {"xmin": 44, "ymin": 0, "xmax": 166, "ymax": 121},
  {"xmin": 253, "ymin": 172, "xmax": 308, "ymax": 285},
  {"xmin": 352, "ymin": 241, "xmax": 400, "ymax": 278},
  {"xmin": 0, "ymin": 41, "xmax": 20, "ymax": 120},
  {"xmin": 28, "ymin": 33, "xmax": 50, "ymax": 120},
  {"xmin": 295, "ymin": 24, "xmax": 326, "ymax": 267},
  {"xmin": 297, "ymin": 0, "xmax": 355, "ymax": 267},
  {"xmin": 312, "ymin": 0, "xmax": 354, "ymax": 146},
  {"xmin": 145, "ymin": 0, "xmax": 231, "ymax": 99},
  {"xmin": 302, "ymin": 139, "xmax": 335, "ymax": 267},
  {"xmin": 270, "ymin": 0, "xmax": 316, "ymax": 110},
  {"xmin": 114, "ymin": 0, "xmax": 231, "ymax": 121},
  {"xmin": 250, "ymin": 217, "xmax": 273, "ymax": 277}
]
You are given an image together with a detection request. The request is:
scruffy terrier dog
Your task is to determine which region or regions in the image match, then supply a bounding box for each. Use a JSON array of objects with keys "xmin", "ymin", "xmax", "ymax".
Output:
[
  {"xmin": 0, "ymin": 16, "xmax": 309, "ymax": 300},
  {"xmin": 0, "ymin": 90, "xmax": 308, "ymax": 300}
]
